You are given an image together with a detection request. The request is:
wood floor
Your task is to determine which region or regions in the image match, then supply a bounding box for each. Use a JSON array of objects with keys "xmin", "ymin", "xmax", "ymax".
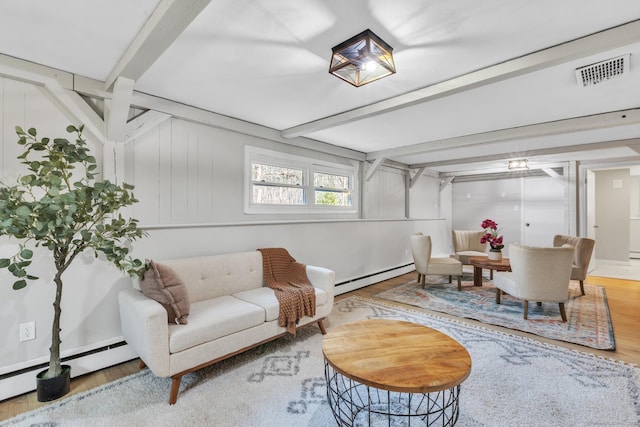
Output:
[{"xmin": 1, "ymin": 272, "xmax": 638, "ymax": 420}]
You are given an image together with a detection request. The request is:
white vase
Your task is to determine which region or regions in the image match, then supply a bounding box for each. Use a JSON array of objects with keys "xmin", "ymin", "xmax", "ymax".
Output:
[{"xmin": 488, "ymin": 250, "xmax": 502, "ymax": 261}]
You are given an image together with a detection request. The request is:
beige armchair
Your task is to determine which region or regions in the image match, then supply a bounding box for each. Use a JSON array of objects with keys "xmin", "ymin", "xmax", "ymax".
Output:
[
  {"xmin": 493, "ymin": 244, "xmax": 574, "ymax": 321},
  {"xmin": 410, "ymin": 234, "xmax": 463, "ymax": 290},
  {"xmin": 553, "ymin": 235, "xmax": 595, "ymax": 296},
  {"xmin": 452, "ymin": 230, "xmax": 490, "ymax": 276}
]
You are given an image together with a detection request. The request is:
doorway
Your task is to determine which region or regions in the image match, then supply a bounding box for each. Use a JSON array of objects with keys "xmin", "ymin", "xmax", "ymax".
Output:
[{"xmin": 587, "ymin": 168, "xmax": 631, "ymax": 263}]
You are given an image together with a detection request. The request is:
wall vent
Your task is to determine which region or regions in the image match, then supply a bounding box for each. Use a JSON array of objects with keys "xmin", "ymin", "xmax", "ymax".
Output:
[{"xmin": 575, "ymin": 54, "xmax": 630, "ymax": 87}]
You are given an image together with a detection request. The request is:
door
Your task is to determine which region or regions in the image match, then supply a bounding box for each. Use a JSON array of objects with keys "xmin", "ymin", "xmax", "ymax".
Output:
[
  {"xmin": 522, "ymin": 176, "xmax": 567, "ymax": 247},
  {"xmin": 593, "ymin": 169, "xmax": 630, "ymax": 262}
]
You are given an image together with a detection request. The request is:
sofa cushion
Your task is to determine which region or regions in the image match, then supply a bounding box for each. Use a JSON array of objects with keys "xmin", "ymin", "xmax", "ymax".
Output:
[
  {"xmin": 139, "ymin": 260, "xmax": 190, "ymax": 324},
  {"xmin": 160, "ymin": 251, "xmax": 263, "ymax": 303},
  {"xmin": 233, "ymin": 287, "xmax": 329, "ymax": 322},
  {"xmin": 168, "ymin": 296, "xmax": 265, "ymax": 353}
]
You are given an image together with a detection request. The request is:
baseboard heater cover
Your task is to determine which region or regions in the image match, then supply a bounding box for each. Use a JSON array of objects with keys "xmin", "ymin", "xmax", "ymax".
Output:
[
  {"xmin": 0, "ymin": 342, "xmax": 137, "ymax": 401},
  {"xmin": 334, "ymin": 263, "xmax": 415, "ymax": 295}
]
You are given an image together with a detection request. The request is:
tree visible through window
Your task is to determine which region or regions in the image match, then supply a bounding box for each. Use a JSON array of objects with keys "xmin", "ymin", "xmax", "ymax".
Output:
[
  {"xmin": 314, "ymin": 172, "xmax": 351, "ymax": 206},
  {"xmin": 246, "ymin": 146, "xmax": 357, "ymax": 213},
  {"xmin": 251, "ymin": 163, "xmax": 304, "ymax": 205}
]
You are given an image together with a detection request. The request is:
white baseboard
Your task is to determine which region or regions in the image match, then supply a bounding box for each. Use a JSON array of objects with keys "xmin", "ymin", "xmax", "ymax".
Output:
[
  {"xmin": 0, "ymin": 343, "xmax": 137, "ymax": 401},
  {"xmin": 335, "ymin": 264, "xmax": 415, "ymax": 295}
]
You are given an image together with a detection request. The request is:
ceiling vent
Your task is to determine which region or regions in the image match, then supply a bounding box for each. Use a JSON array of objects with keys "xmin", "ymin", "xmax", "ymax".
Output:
[{"xmin": 575, "ymin": 54, "xmax": 630, "ymax": 87}]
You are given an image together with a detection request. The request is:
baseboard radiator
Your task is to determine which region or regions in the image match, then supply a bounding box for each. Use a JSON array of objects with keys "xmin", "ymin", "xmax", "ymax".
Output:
[
  {"xmin": 0, "ymin": 342, "xmax": 137, "ymax": 401},
  {"xmin": 335, "ymin": 263, "xmax": 414, "ymax": 295}
]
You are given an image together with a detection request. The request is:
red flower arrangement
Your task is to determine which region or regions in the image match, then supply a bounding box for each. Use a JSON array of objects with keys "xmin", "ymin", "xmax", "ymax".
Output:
[{"xmin": 480, "ymin": 219, "xmax": 504, "ymax": 250}]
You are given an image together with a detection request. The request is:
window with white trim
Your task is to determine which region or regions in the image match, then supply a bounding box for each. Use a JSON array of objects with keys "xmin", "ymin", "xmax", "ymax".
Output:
[{"xmin": 245, "ymin": 146, "xmax": 357, "ymax": 213}]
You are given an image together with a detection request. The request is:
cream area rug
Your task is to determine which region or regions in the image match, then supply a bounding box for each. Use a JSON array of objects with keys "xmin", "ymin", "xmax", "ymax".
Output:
[{"xmin": 2, "ymin": 297, "xmax": 639, "ymax": 427}]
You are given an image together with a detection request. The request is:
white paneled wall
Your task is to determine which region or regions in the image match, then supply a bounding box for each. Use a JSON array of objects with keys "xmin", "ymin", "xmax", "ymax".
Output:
[
  {"xmin": 126, "ymin": 119, "xmax": 217, "ymax": 224},
  {"xmin": 364, "ymin": 166, "xmax": 406, "ymax": 218},
  {"xmin": 409, "ymin": 172, "xmax": 441, "ymax": 219}
]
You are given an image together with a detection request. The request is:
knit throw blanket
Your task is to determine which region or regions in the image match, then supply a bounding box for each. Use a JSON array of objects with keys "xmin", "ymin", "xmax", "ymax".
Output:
[{"xmin": 258, "ymin": 248, "xmax": 316, "ymax": 335}]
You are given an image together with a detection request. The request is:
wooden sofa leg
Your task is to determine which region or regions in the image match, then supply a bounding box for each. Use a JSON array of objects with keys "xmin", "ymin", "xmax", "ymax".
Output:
[
  {"xmin": 457, "ymin": 276, "xmax": 462, "ymax": 291},
  {"xmin": 579, "ymin": 280, "xmax": 585, "ymax": 296},
  {"xmin": 169, "ymin": 376, "xmax": 182, "ymax": 405},
  {"xmin": 317, "ymin": 318, "xmax": 327, "ymax": 335},
  {"xmin": 559, "ymin": 303, "xmax": 567, "ymax": 322},
  {"xmin": 139, "ymin": 360, "xmax": 147, "ymax": 369},
  {"xmin": 523, "ymin": 300, "xmax": 529, "ymax": 319}
]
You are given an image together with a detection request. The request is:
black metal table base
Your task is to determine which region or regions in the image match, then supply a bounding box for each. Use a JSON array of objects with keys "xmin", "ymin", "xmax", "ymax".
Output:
[{"xmin": 325, "ymin": 361, "xmax": 461, "ymax": 426}]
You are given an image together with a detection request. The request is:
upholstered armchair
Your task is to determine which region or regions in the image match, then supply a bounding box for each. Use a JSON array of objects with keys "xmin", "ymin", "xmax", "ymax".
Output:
[
  {"xmin": 553, "ymin": 235, "xmax": 595, "ymax": 296},
  {"xmin": 410, "ymin": 234, "xmax": 463, "ymax": 290},
  {"xmin": 452, "ymin": 230, "xmax": 490, "ymax": 276},
  {"xmin": 493, "ymin": 244, "xmax": 574, "ymax": 321}
]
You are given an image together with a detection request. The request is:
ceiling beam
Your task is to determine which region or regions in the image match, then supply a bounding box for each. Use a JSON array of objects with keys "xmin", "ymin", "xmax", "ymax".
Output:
[
  {"xmin": 542, "ymin": 168, "xmax": 562, "ymax": 182},
  {"xmin": 365, "ymin": 157, "xmax": 386, "ymax": 181},
  {"xmin": 106, "ymin": 77, "xmax": 135, "ymax": 141},
  {"xmin": 368, "ymin": 108, "xmax": 640, "ymax": 162},
  {"xmin": 439, "ymin": 176, "xmax": 454, "ymax": 191},
  {"xmin": 628, "ymin": 143, "xmax": 640, "ymax": 155},
  {"xmin": 410, "ymin": 166, "xmax": 427, "ymax": 188},
  {"xmin": 281, "ymin": 19, "xmax": 640, "ymax": 139},
  {"xmin": 0, "ymin": 57, "xmax": 105, "ymax": 142},
  {"xmin": 408, "ymin": 137, "xmax": 640, "ymax": 170},
  {"xmin": 74, "ymin": 74, "xmax": 366, "ymax": 161},
  {"xmin": 122, "ymin": 110, "xmax": 172, "ymax": 143},
  {"xmin": 104, "ymin": 0, "xmax": 212, "ymax": 90}
]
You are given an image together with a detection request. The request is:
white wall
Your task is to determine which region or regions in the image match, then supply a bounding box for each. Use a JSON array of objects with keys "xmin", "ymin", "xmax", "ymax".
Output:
[
  {"xmin": 0, "ymin": 77, "xmax": 443, "ymax": 396},
  {"xmin": 363, "ymin": 166, "xmax": 406, "ymax": 218},
  {"xmin": 451, "ymin": 174, "xmax": 569, "ymax": 255}
]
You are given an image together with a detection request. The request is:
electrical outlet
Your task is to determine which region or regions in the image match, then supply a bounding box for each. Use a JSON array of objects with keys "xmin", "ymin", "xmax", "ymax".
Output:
[{"xmin": 19, "ymin": 321, "xmax": 35, "ymax": 342}]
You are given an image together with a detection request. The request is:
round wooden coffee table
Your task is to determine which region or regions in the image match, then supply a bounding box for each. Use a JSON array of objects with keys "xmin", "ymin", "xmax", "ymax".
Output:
[
  {"xmin": 468, "ymin": 256, "xmax": 511, "ymax": 287},
  {"xmin": 322, "ymin": 319, "xmax": 471, "ymax": 426}
]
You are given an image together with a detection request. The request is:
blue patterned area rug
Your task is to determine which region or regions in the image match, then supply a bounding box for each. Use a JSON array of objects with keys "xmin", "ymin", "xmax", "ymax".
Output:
[{"xmin": 373, "ymin": 274, "xmax": 615, "ymax": 350}]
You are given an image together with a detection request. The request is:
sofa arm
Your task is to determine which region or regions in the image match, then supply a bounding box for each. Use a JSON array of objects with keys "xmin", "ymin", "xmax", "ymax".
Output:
[
  {"xmin": 118, "ymin": 288, "xmax": 171, "ymax": 377},
  {"xmin": 306, "ymin": 265, "xmax": 335, "ymax": 297}
]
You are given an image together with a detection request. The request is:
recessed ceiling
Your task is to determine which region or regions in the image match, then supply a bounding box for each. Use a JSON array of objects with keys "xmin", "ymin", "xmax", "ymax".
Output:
[{"xmin": 0, "ymin": 0, "xmax": 639, "ymax": 173}]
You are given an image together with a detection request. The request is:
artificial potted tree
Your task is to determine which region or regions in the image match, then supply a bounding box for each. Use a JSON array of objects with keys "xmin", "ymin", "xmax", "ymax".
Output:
[{"xmin": 0, "ymin": 125, "xmax": 146, "ymax": 401}]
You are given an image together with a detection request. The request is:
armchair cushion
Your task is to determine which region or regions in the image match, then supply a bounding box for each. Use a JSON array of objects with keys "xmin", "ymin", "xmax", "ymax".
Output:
[{"xmin": 452, "ymin": 230, "xmax": 487, "ymax": 264}]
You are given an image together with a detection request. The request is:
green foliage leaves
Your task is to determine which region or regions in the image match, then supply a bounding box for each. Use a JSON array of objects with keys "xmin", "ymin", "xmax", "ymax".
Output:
[{"xmin": 0, "ymin": 124, "xmax": 148, "ymax": 290}]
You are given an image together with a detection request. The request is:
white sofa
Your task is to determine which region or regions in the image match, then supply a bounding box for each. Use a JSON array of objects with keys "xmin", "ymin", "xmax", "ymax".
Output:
[{"xmin": 118, "ymin": 250, "xmax": 335, "ymax": 404}]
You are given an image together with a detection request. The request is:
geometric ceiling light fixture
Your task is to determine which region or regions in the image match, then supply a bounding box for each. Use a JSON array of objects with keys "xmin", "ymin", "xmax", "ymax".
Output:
[
  {"xmin": 508, "ymin": 159, "xmax": 529, "ymax": 171},
  {"xmin": 329, "ymin": 29, "xmax": 396, "ymax": 87}
]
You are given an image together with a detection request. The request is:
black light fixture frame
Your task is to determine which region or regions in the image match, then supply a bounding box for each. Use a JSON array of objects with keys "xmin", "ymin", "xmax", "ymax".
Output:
[{"xmin": 329, "ymin": 29, "xmax": 396, "ymax": 87}]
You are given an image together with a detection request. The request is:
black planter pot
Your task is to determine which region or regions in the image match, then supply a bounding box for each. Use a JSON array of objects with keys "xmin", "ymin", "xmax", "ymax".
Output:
[{"xmin": 36, "ymin": 365, "xmax": 71, "ymax": 402}]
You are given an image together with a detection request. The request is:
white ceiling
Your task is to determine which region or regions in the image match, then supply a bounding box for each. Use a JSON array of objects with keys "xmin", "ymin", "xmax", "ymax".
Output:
[{"xmin": 1, "ymin": 0, "xmax": 639, "ymax": 175}]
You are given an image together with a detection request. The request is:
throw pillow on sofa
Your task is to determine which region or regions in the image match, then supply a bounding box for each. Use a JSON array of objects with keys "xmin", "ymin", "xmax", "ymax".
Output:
[{"xmin": 139, "ymin": 260, "xmax": 190, "ymax": 324}]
